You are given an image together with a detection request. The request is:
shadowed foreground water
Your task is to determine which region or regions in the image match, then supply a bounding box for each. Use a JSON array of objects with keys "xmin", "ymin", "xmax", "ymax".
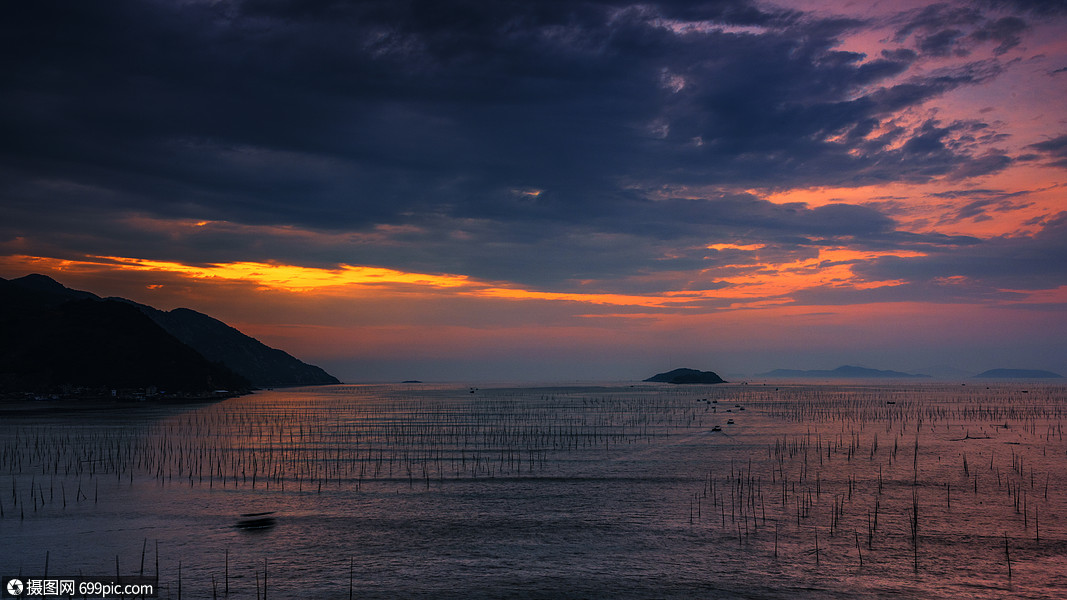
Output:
[{"xmin": 2, "ymin": 382, "xmax": 1066, "ymax": 598}]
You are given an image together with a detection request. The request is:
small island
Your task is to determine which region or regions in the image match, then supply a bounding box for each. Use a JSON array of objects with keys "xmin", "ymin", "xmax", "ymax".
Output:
[
  {"xmin": 756, "ymin": 365, "xmax": 929, "ymax": 378},
  {"xmin": 644, "ymin": 368, "xmax": 727, "ymax": 384},
  {"xmin": 973, "ymin": 369, "xmax": 1063, "ymax": 379}
]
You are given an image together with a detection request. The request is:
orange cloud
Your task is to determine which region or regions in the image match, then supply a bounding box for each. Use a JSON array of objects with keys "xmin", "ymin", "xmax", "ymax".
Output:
[
  {"xmin": 683, "ymin": 247, "xmax": 920, "ymax": 304},
  {"xmin": 97, "ymin": 255, "xmax": 474, "ymax": 292},
  {"xmin": 762, "ymin": 174, "xmax": 1062, "ymax": 239},
  {"xmin": 705, "ymin": 243, "xmax": 766, "ymax": 252},
  {"xmin": 0, "ymin": 247, "xmax": 925, "ymax": 314}
]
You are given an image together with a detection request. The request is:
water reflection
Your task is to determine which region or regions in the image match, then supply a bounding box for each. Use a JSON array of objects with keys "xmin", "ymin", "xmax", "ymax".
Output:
[{"xmin": 1, "ymin": 382, "xmax": 1066, "ymax": 599}]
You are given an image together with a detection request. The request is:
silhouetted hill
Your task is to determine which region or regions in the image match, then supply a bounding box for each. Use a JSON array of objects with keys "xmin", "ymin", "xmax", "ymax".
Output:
[
  {"xmin": 973, "ymin": 369, "xmax": 1063, "ymax": 379},
  {"xmin": 644, "ymin": 368, "xmax": 727, "ymax": 384},
  {"xmin": 0, "ymin": 282, "xmax": 248, "ymax": 394},
  {"xmin": 132, "ymin": 304, "xmax": 339, "ymax": 388},
  {"xmin": 8, "ymin": 273, "xmax": 99, "ymax": 303},
  {"xmin": 2, "ymin": 274, "xmax": 339, "ymax": 390},
  {"xmin": 756, "ymin": 365, "xmax": 930, "ymax": 378}
]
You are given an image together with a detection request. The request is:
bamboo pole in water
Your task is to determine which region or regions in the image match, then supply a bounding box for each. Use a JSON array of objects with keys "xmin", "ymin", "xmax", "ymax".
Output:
[{"xmin": 1004, "ymin": 533, "xmax": 1012, "ymax": 581}]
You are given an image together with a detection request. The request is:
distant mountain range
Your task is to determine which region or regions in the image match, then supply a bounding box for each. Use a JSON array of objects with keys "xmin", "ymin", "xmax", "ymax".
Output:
[
  {"xmin": 0, "ymin": 274, "xmax": 339, "ymax": 395},
  {"xmin": 644, "ymin": 368, "xmax": 727, "ymax": 384},
  {"xmin": 755, "ymin": 365, "xmax": 930, "ymax": 379},
  {"xmin": 753, "ymin": 365, "xmax": 1064, "ymax": 379},
  {"xmin": 973, "ymin": 369, "xmax": 1063, "ymax": 379}
]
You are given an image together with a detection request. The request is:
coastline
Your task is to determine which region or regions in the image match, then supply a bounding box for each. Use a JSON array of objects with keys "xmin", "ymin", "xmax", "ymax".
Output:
[{"xmin": 0, "ymin": 389, "xmax": 246, "ymax": 416}]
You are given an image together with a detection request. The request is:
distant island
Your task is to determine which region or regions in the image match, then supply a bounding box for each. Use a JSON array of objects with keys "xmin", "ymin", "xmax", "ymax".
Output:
[
  {"xmin": 973, "ymin": 369, "xmax": 1063, "ymax": 379},
  {"xmin": 756, "ymin": 365, "xmax": 930, "ymax": 379},
  {"xmin": 644, "ymin": 368, "xmax": 726, "ymax": 384},
  {"xmin": 1, "ymin": 274, "xmax": 339, "ymax": 399}
]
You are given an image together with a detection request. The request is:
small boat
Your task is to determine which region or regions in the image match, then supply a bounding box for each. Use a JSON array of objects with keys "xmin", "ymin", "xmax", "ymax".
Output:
[{"xmin": 235, "ymin": 511, "xmax": 277, "ymax": 531}]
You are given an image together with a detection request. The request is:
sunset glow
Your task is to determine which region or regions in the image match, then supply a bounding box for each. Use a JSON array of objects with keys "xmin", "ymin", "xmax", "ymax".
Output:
[
  {"xmin": 2, "ymin": 0, "xmax": 1065, "ymax": 380},
  {"xmin": 1, "ymin": 245, "xmax": 932, "ymax": 313}
]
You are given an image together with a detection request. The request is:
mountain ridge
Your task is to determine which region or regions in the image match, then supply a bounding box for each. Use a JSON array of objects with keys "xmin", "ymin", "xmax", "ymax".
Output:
[
  {"xmin": 1, "ymin": 274, "xmax": 339, "ymax": 391},
  {"xmin": 1, "ymin": 281, "xmax": 249, "ymax": 395},
  {"xmin": 121, "ymin": 301, "xmax": 339, "ymax": 388}
]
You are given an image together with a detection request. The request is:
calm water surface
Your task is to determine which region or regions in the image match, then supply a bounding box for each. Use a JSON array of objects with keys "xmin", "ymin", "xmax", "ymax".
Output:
[{"xmin": 2, "ymin": 382, "xmax": 1066, "ymax": 598}]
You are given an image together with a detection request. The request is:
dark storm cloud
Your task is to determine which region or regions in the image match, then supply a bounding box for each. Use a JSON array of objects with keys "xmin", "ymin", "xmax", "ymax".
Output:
[{"xmin": 0, "ymin": 0, "xmax": 1034, "ymax": 288}]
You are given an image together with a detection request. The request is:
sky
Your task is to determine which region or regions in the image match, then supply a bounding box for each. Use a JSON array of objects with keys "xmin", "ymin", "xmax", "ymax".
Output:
[{"xmin": 2, "ymin": 0, "xmax": 1067, "ymax": 382}]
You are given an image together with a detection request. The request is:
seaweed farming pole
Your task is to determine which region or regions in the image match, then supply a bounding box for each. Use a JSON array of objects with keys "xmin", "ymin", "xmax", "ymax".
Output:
[{"xmin": 1004, "ymin": 533, "xmax": 1012, "ymax": 581}]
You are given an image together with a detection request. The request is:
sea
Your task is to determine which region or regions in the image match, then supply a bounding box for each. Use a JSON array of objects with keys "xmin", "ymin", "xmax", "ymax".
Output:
[{"xmin": 2, "ymin": 381, "xmax": 1066, "ymax": 599}]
